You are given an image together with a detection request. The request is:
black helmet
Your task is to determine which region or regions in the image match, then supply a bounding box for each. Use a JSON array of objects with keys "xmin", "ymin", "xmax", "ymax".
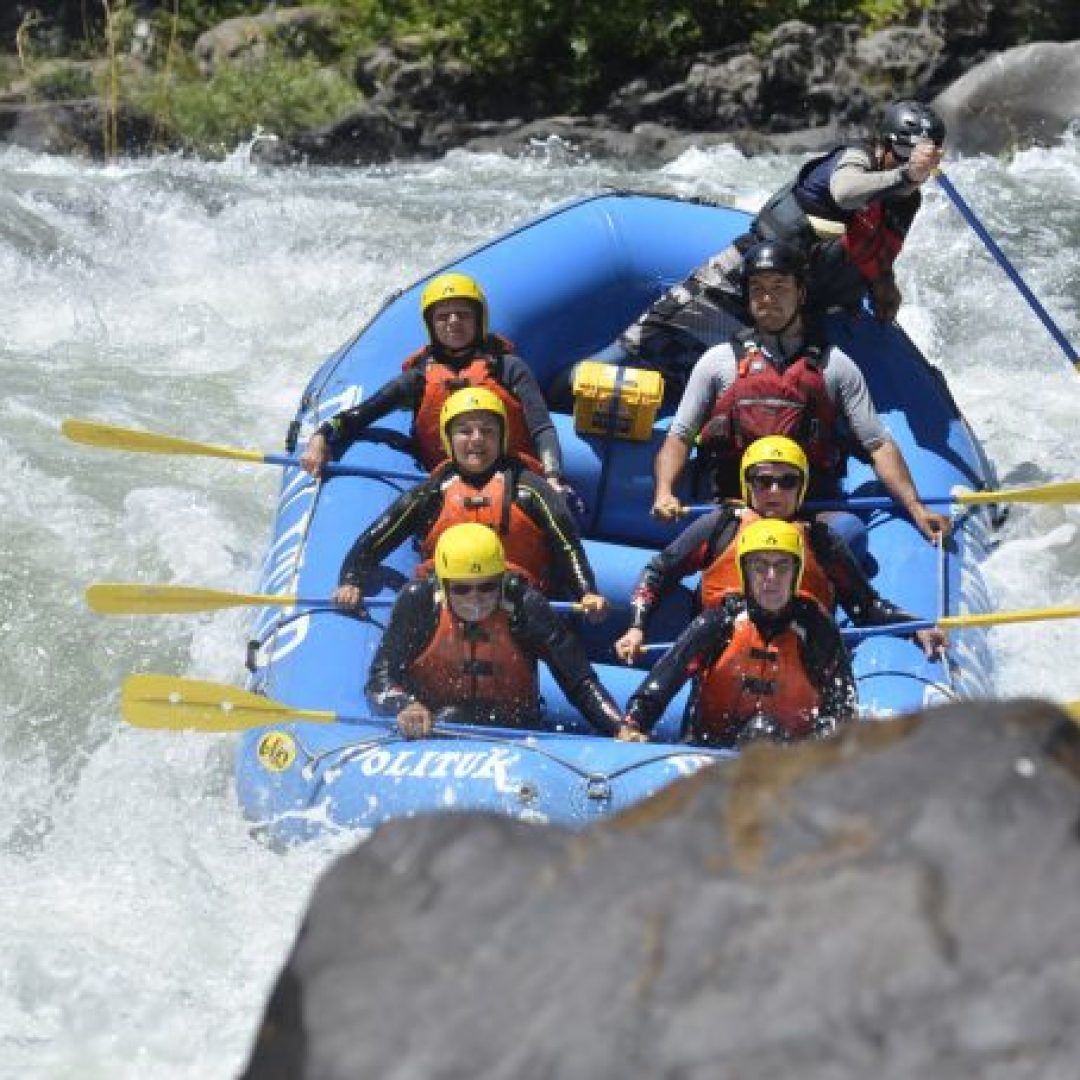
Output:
[
  {"xmin": 879, "ymin": 100, "xmax": 946, "ymax": 157},
  {"xmin": 742, "ymin": 240, "xmax": 807, "ymax": 283}
]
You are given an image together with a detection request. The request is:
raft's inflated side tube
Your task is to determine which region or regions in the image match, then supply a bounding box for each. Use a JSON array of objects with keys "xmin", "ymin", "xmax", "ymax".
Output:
[{"xmin": 237, "ymin": 193, "xmax": 996, "ymax": 837}]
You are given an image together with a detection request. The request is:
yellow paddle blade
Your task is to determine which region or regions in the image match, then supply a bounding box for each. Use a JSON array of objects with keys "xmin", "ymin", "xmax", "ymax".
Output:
[
  {"xmin": 1064, "ymin": 702, "xmax": 1080, "ymax": 724},
  {"xmin": 953, "ymin": 481, "xmax": 1080, "ymax": 506},
  {"xmin": 87, "ymin": 583, "xmax": 299, "ymax": 615},
  {"xmin": 939, "ymin": 606, "xmax": 1080, "ymax": 630},
  {"xmin": 62, "ymin": 419, "xmax": 265, "ymax": 464},
  {"xmin": 121, "ymin": 675, "xmax": 335, "ymax": 732}
]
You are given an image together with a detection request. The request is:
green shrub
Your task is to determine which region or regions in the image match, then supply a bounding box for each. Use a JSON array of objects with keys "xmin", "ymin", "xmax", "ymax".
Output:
[
  {"xmin": 129, "ymin": 49, "xmax": 360, "ymax": 153},
  {"xmin": 30, "ymin": 61, "xmax": 98, "ymax": 100},
  {"xmin": 317, "ymin": 0, "xmax": 937, "ymax": 111}
]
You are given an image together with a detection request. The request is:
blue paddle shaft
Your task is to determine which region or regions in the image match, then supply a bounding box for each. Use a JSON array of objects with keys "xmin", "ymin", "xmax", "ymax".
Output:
[{"xmin": 937, "ymin": 171, "xmax": 1079, "ymax": 370}]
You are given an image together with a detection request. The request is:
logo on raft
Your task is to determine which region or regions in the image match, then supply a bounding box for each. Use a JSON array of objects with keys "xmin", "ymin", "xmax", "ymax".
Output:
[
  {"xmin": 325, "ymin": 745, "xmax": 523, "ymax": 787},
  {"xmin": 257, "ymin": 731, "xmax": 298, "ymax": 772}
]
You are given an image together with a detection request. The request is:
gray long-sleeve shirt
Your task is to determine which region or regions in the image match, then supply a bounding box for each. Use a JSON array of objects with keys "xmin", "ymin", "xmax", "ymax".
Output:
[{"xmin": 668, "ymin": 330, "xmax": 889, "ymax": 452}]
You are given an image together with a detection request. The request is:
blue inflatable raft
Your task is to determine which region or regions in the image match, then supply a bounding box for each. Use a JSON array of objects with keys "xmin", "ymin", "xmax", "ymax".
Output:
[{"xmin": 235, "ymin": 191, "xmax": 998, "ymax": 843}]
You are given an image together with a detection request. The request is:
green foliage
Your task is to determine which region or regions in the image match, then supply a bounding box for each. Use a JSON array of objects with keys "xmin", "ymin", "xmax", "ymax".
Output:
[
  {"xmin": 8, "ymin": 0, "xmax": 1072, "ymax": 157},
  {"xmin": 128, "ymin": 49, "xmax": 360, "ymax": 154},
  {"xmin": 313, "ymin": 0, "xmax": 938, "ymax": 110},
  {"xmin": 856, "ymin": 0, "xmax": 935, "ymax": 32},
  {"xmin": 30, "ymin": 61, "xmax": 98, "ymax": 101}
]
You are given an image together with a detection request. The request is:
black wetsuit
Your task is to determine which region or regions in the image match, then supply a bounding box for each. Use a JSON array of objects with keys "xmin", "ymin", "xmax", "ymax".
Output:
[{"xmin": 366, "ymin": 573, "xmax": 621, "ymax": 733}]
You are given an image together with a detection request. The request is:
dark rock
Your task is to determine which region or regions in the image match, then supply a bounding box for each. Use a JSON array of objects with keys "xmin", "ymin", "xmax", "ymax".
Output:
[
  {"xmin": 757, "ymin": 21, "xmax": 862, "ymax": 131},
  {"xmin": 461, "ymin": 116, "xmax": 650, "ymax": 164},
  {"xmin": 0, "ymin": 98, "xmax": 164, "ymax": 158},
  {"xmin": 933, "ymin": 40, "xmax": 1080, "ymax": 156},
  {"xmin": 372, "ymin": 58, "xmax": 475, "ymax": 120},
  {"xmin": 683, "ymin": 52, "xmax": 763, "ymax": 130},
  {"xmin": 252, "ymin": 102, "xmax": 422, "ymax": 167},
  {"xmin": 241, "ymin": 700, "xmax": 1080, "ymax": 1079},
  {"xmin": 352, "ymin": 44, "xmax": 405, "ymax": 98},
  {"xmin": 852, "ymin": 26, "xmax": 948, "ymax": 95}
]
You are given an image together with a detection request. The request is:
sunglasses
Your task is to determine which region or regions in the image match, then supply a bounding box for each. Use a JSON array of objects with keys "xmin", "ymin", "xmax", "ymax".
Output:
[
  {"xmin": 448, "ymin": 581, "xmax": 501, "ymax": 596},
  {"xmin": 748, "ymin": 473, "xmax": 801, "ymax": 492}
]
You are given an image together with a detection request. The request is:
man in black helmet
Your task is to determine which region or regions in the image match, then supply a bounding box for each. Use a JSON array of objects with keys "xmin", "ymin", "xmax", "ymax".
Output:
[
  {"xmin": 610, "ymin": 100, "xmax": 945, "ymax": 378},
  {"xmin": 752, "ymin": 99, "xmax": 945, "ymax": 325},
  {"xmin": 650, "ymin": 238, "xmax": 951, "ymax": 547}
]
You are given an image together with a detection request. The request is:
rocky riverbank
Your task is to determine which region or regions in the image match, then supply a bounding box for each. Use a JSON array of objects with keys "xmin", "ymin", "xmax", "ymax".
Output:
[{"xmin": 1, "ymin": 2, "xmax": 1079, "ymax": 163}]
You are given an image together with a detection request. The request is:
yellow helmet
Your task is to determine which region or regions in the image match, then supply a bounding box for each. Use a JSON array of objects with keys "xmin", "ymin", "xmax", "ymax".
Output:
[
  {"xmin": 433, "ymin": 523, "xmax": 507, "ymax": 584},
  {"xmin": 439, "ymin": 386, "xmax": 508, "ymax": 457},
  {"xmin": 736, "ymin": 518, "xmax": 805, "ymax": 593},
  {"xmin": 420, "ymin": 272, "xmax": 488, "ymax": 341},
  {"xmin": 739, "ymin": 435, "xmax": 809, "ymax": 505}
]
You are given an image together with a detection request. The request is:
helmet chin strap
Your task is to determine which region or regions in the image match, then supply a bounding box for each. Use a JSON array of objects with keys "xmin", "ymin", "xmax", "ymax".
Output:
[
  {"xmin": 776, "ymin": 306, "xmax": 802, "ymax": 339},
  {"xmin": 747, "ymin": 596, "xmax": 795, "ymax": 632}
]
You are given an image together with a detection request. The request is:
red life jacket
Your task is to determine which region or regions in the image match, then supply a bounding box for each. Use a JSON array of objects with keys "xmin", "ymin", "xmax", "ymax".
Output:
[
  {"xmin": 403, "ymin": 338, "xmax": 538, "ymax": 472},
  {"xmin": 840, "ymin": 202, "xmax": 906, "ymax": 283},
  {"xmin": 408, "ymin": 602, "xmax": 538, "ymax": 719},
  {"xmin": 699, "ymin": 512, "xmax": 836, "ymax": 612},
  {"xmin": 704, "ymin": 332, "xmax": 843, "ymax": 473},
  {"xmin": 694, "ymin": 612, "xmax": 823, "ymax": 742},
  {"xmin": 417, "ymin": 466, "xmax": 553, "ymax": 592}
]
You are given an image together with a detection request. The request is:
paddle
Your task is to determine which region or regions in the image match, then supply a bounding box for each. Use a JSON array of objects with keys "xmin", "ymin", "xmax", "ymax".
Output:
[
  {"xmin": 87, "ymin": 582, "xmax": 588, "ymax": 616},
  {"xmin": 61, "ymin": 419, "xmax": 426, "ymax": 485},
  {"xmin": 122, "ymin": 674, "xmax": 569, "ymax": 740},
  {"xmin": 679, "ymin": 479, "xmax": 1080, "ymax": 517},
  {"xmin": 120, "ymin": 675, "xmax": 1080, "ymax": 737},
  {"xmin": 935, "ymin": 170, "xmax": 1080, "ymax": 375},
  {"xmin": 123, "ymin": 674, "xmax": 342, "ymax": 732},
  {"xmin": 637, "ymin": 604, "xmax": 1080, "ymax": 653},
  {"xmin": 86, "ymin": 583, "xmax": 390, "ymax": 615}
]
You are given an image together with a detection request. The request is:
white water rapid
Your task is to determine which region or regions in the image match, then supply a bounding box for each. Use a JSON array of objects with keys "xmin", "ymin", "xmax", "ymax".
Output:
[{"xmin": 1, "ymin": 135, "xmax": 1078, "ymax": 1076}]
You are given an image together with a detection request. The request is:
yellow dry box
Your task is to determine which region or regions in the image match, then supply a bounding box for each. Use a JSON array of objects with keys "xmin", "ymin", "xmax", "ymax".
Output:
[{"xmin": 571, "ymin": 362, "xmax": 664, "ymax": 442}]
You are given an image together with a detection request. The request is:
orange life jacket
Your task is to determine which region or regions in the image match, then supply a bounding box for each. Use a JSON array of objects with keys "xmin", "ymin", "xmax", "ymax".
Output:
[
  {"xmin": 408, "ymin": 602, "xmax": 538, "ymax": 719},
  {"xmin": 403, "ymin": 340, "xmax": 538, "ymax": 472},
  {"xmin": 704, "ymin": 332, "xmax": 843, "ymax": 473},
  {"xmin": 694, "ymin": 612, "xmax": 822, "ymax": 742},
  {"xmin": 699, "ymin": 512, "xmax": 835, "ymax": 612},
  {"xmin": 417, "ymin": 467, "xmax": 552, "ymax": 592}
]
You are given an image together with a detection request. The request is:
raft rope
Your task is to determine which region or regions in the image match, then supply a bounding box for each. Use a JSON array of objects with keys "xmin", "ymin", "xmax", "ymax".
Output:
[
  {"xmin": 313, "ymin": 724, "xmax": 727, "ymax": 790},
  {"xmin": 858, "ymin": 670, "xmax": 960, "ymax": 703}
]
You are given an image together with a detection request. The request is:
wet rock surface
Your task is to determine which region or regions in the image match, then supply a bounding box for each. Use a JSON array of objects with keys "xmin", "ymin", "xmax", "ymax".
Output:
[{"xmin": 242, "ymin": 699, "xmax": 1080, "ymax": 1079}]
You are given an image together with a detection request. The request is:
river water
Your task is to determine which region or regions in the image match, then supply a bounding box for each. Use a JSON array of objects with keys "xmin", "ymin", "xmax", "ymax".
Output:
[{"xmin": 2, "ymin": 135, "xmax": 1078, "ymax": 1076}]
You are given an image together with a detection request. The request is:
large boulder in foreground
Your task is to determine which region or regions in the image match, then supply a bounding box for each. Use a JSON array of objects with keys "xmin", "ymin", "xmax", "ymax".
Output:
[
  {"xmin": 242, "ymin": 700, "xmax": 1080, "ymax": 1079},
  {"xmin": 934, "ymin": 40, "xmax": 1080, "ymax": 156}
]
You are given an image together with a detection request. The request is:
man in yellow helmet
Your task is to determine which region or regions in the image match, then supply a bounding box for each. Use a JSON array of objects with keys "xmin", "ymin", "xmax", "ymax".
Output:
[
  {"xmin": 367, "ymin": 523, "xmax": 623, "ymax": 739},
  {"xmin": 616, "ymin": 435, "xmax": 946, "ymax": 664},
  {"xmin": 334, "ymin": 386, "xmax": 607, "ymax": 616},
  {"xmin": 300, "ymin": 272, "xmax": 567, "ymax": 488},
  {"xmin": 619, "ymin": 518, "xmax": 857, "ymax": 747}
]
